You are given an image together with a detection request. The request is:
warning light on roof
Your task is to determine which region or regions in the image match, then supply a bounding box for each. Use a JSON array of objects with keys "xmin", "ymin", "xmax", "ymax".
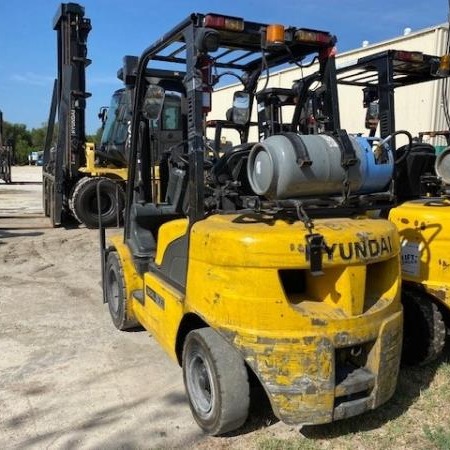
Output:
[
  {"xmin": 266, "ymin": 24, "xmax": 285, "ymax": 46},
  {"xmin": 393, "ymin": 51, "xmax": 424, "ymax": 63},
  {"xmin": 437, "ymin": 54, "xmax": 450, "ymax": 76},
  {"xmin": 295, "ymin": 30, "xmax": 331, "ymax": 44},
  {"xmin": 204, "ymin": 14, "xmax": 244, "ymax": 32}
]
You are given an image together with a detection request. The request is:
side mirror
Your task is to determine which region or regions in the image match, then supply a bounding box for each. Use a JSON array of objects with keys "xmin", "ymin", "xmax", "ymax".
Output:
[
  {"xmin": 142, "ymin": 84, "xmax": 165, "ymax": 120},
  {"xmin": 365, "ymin": 101, "xmax": 379, "ymax": 131},
  {"xmin": 98, "ymin": 107, "xmax": 108, "ymax": 128},
  {"xmin": 232, "ymin": 91, "xmax": 250, "ymax": 125}
]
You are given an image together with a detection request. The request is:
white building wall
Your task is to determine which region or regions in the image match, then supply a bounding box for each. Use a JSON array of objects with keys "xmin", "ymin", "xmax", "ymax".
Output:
[{"xmin": 208, "ymin": 24, "xmax": 449, "ymax": 148}]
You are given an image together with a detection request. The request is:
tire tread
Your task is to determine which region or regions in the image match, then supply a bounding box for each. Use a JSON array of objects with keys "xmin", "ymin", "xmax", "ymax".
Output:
[
  {"xmin": 106, "ymin": 251, "xmax": 138, "ymax": 331},
  {"xmin": 183, "ymin": 328, "xmax": 250, "ymax": 435},
  {"xmin": 402, "ymin": 287, "xmax": 446, "ymax": 365}
]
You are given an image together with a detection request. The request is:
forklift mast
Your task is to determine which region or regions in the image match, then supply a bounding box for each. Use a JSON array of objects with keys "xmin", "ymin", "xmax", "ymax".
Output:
[
  {"xmin": 43, "ymin": 3, "xmax": 91, "ymax": 225},
  {"xmin": 0, "ymin": 109, "xmax": 12, "ymax": 184},
  {"xmin": 53, "ymin": 2, "xmax": 91, "ymax": 175}
]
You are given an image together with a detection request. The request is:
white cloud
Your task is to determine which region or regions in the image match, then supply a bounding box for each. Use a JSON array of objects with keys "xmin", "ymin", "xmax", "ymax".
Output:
[{"xmin": 11, "ymin": 72, "xmax": 53, "ymax": 86}]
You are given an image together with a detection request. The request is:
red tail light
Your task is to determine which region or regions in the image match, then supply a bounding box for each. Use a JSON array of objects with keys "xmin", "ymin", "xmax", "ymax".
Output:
[
  {"xmin": 295, "ymin": 29, "xmax": 332, "ymax": 44},
  {"xmin": 394, "ymin": 51, "xmax": 424, "ymax": 63},
  {"xmin": 204, "ymin": 14, "xmax": 244, "ymax": 32}
]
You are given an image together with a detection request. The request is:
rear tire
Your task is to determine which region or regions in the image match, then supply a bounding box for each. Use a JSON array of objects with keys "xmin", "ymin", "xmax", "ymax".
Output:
[
  {"xmin": 105, "ymin": 251, "xmax": 138, "ymax": 330},
  {"xmin": 401, "ymin": 286, "xmax": 446, "ymax": 365},
  {"xmin": 69, "ymin": 177, "xmax": 124, "ymax": 228},
  {"xmin": 182, "ymin": 328, "xmax": 250, "ymax": 435}
]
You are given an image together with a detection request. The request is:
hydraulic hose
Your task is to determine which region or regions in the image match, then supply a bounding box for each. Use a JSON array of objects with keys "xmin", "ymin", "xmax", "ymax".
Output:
[{"xmin": 376, "ymin": 130, "xmax": 413, "ymax": 165}]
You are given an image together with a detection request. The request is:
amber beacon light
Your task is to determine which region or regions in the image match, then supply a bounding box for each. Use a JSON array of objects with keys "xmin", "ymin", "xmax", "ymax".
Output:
[
  {"xmin": 266, "ymin": 24, "xmax": 285, "ymax": 45},
  {"xmin": 438, "ymin": 54, "xmax": 450, "ymax": 76}
]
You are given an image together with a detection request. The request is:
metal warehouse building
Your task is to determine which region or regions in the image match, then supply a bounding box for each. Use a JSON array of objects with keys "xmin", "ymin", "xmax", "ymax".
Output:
[{"xmin": 208, "ymin": 23, "xmax": 450, "ymax": 148}]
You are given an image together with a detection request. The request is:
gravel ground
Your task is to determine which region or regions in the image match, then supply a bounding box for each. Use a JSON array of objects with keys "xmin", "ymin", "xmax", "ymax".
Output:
[
  {"xmin": 0, "ymin": 167, "xmax": 204, "ymax": 449},
  {"xmin": 3, "ymin": 166, "xmax": 449, "ymax": 450},
  {"xmin": 0, "ymin": 166, "xmax": 298, "ymax": 449}
]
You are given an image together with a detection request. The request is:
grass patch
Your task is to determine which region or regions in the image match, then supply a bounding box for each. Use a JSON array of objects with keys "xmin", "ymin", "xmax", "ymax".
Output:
[
  {"xmin": 258, "ymin": 437, "xmax": 319, "ymax": 450},
  {"xmin": 423, "ymin": 425, "xmax": 450, "ymax": 450},
  {"xmin": 208, "ymin": 346, "xmax": 450, "ymax": 450}
]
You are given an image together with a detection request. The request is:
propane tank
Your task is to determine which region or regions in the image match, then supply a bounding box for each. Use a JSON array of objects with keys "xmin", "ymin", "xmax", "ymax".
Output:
[
  {"xmin": 246, "ymin": 133, "xmax": 393, "ymax": 199},
  {"xmin": 435, "ymin": 146, "xmax": 450, "ymax": 184}
]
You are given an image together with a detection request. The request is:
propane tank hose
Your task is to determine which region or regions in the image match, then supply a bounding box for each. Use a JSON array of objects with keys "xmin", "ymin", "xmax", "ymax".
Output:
[{"xmin": 376, "ymin": 130, "xmax": 413, "ymax": 165}]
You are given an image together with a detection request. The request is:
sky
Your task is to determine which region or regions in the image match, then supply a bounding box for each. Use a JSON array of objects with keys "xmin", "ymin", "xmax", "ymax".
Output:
[{"xmin": 0, "ymin": 0, "xmax": 448, "ymax": 135}]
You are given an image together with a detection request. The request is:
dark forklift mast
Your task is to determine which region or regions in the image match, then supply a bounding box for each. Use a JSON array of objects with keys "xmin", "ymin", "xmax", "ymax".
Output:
[
  {"xmin": 43, "ymin": 3, "xmax": 91, "ymax": 225},
  {"xmin": 53, "ymin": 2, "xmax": 91, "ymax": 175},
  {"xmin": 0, "ymin": 110, "xmax": 12, "ymax": 184}
]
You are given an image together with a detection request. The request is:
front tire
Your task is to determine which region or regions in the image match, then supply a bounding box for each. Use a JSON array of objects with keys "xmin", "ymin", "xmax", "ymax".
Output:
[
  {"xmin": 70, "ymin": 177, "xmax": 124, "ymax": 228},
  {"xmin": 182, "ymin": 328, "xmax": 250, "ymax": 435},
  {"xmin": 402, "ymin": 286, "xmax": 446, "ymax": 365},
  {"xmin": 105, "ymin": 251, "xmax": 138, "ymax": 330}
]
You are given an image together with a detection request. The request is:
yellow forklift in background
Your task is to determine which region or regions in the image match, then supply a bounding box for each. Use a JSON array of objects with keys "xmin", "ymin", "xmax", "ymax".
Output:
[
  {"xmin": 337, "ymin": 49, "xmax": 450, "ymax": 364},
  {"xmin": 43, "ymin": 3, "xmax": 128, "ymax": 228},
  {"xmin": 101, "ymin": 14, "xmax": 403, "ymax": 435},
  {"xmin": 43, "ymin": 4, "xmax": 185, "ymax": 228}
]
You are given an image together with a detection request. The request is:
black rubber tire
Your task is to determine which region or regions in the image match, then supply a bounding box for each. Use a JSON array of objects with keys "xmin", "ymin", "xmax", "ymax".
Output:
[
  {"xmin": 401, "ymin": 287, "xmax": 446, "ymax": 366},
  {"xmin": 182, "ymin": 328, "xmax": 250, "ymax": 436},
  {"xmin": 105, "ymin": 251, "xmax": 138, "ymax": 330},
  {"xmin": 69, "ymin": 177, "xmax": 124, "ymax": 228}
]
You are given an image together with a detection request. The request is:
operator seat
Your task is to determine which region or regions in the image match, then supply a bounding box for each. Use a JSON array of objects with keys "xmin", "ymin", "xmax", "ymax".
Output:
[
  {"xmin": 127, "ymin": 143, "xmax": 188, "ymax": 273},
  {"xmin": 396, "ymin": 142, "xmax": 436, "ymax": 201},
  {"xmin": 212, "ymin": 143, "xmax": 254, "ymax": 195},
  {"xmin": 207, "ymin": 105, "xmax": 256, "ymax": 195}
]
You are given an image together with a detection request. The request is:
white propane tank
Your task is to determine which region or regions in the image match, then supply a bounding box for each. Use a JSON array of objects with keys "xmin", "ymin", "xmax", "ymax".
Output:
[
  {"xmin": 435, "ymin": 147, "xmax": 450, "ymax": 184},
  {"xmin": 246, "ymin": 133, "xmax": 393, "ymax": 199}
]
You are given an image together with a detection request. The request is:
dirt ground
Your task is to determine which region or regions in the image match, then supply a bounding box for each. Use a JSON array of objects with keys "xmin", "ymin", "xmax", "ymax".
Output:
[
  {"xmin": 0, "ymin": 166, "xmax": 294, "ymax": 449},
  {"xmin": 2, "ymin": 167, "xmax": 450, "ymax": 450}
]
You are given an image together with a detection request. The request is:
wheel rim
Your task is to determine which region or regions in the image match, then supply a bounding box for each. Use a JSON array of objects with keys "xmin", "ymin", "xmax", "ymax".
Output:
[
  {"xmin": 187, "ymin": 349, "xmax": 216, "ymax": 419},
  {"xmin": 107, "ymin": 268, "xmax": 120, "ymax": 314}
]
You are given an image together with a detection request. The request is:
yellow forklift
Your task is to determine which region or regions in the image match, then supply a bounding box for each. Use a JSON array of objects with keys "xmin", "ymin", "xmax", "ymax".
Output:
[
  {"xmin": 337, "ymin": 49, "xmax": 450, "ymax": 364},
  {"xmin": 101, "ymin": 14, "xmax": 403, "ymax": 435},
  {"xmin": 43, "ymin": 5, "xmax": 185, "ymax": 228},
  {"xmin": 43, "ymin": 3, "xmax": 128, "ymax": 228}
]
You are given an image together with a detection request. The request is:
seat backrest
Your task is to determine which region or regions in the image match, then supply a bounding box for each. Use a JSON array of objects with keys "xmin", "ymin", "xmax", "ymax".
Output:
[
  {"xmin": 396, "ymin": 143, "xmax": 436, "ymax": 200},
  {"xmin": 212, "ymin": 143, "xmax": 255, "ymax": 195}
]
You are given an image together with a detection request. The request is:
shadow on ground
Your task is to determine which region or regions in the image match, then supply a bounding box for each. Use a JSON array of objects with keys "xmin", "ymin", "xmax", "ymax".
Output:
[{"xmin": 0, "ymin": 229, "xmax": 43, "ymax": 240}]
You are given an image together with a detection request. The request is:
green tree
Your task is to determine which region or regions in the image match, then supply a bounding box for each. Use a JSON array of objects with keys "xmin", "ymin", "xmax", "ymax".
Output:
[
  {"xmin": 30, "ymin": 124, "xmax": 48, "ymax": 150},
  {"xmin": 86, "ymin": 127, "xmax": 104, "ymax": 147},
  {"xmin": 2, "ymin": 122, "xmax": 32, "ymax": 164}
]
